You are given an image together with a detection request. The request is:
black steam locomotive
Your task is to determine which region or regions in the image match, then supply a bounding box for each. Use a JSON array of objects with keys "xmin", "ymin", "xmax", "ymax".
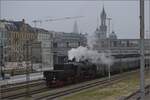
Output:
[
  {"xmin": 43, "ymin": 54, "xmax": 150, "ymax": 87},
  {"xmin": 43, "ymin": 60, "xmax": 97, "ymax": 87}
]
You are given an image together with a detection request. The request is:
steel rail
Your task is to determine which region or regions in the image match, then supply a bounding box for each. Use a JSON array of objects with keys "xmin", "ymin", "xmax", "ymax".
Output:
[
  {"xmin": 1, "ymin": 80, "xmax": 45, "ymax": 93},
  {"xmin": 2, "ymin": 70, "xmax": 137, "ymax": 100},
  {"xmin": 35, "ymin": 71, "xmax": 137, "ymax": 100}
]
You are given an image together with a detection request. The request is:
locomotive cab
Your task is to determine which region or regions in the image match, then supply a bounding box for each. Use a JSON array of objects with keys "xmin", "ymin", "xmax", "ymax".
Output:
[{"xmin": 43, "ymin": 70, "xmax": 64, "ymax": 87}]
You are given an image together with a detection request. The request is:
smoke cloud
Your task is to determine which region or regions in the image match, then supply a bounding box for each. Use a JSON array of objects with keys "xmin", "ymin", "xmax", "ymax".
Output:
[
  {"xmin": 87, "ymin": 33, "xmax": 97, "ymax": 49},
  {"xmin": 68, "ymin": 33, "xmax": 114, "ymax": 66},
  {"xmin": 68, "ymin": 46, "xmax": 113, "ymax": 65}
]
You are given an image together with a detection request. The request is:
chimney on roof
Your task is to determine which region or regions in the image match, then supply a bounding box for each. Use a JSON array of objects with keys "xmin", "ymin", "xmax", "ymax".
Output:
[
  {"xmin": 21, "ymin": 19, "xmax": 26, "ymax": 32},
  {"xmin": 22, "ymin": 19, "xmax": 25, "ymax": 23}
]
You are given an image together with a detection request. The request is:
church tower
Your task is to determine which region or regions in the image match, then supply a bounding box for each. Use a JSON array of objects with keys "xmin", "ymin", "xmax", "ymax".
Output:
[
  {"xmin": 95, "ymin": 7, "xmax": 107, "ymax": 39},
  {"xmin": 73, "ymin": 20, "xmax": 79, "ymax": 34}
]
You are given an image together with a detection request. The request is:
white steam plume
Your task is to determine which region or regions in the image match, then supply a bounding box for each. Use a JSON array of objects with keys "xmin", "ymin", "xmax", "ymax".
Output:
[
  {"xmin": 68, "ymin": 33, "xmax": 114, "ymax": 66},
  {"xmin": 87, "ymin": 34, "xmax": 97, "ymax": 49},
  {"xmin": 68, "ymin": 46, "xmax": 113, "ymax": 66}
]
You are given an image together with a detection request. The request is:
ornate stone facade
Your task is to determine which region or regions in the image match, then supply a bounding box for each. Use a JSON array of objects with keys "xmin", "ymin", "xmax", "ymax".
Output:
[{"xmin": 94, "ymin": 7, "xmax": 150, "ymax": 55}]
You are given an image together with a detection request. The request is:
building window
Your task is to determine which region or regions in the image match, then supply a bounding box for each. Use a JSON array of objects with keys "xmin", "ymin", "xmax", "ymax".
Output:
[
  {"xmin": 101, "ymin": 41, "xmax": 105, "ymax": 47},
  {"xmin": 53, "ymin": 42, "xmax": 58, "ymax": 48},
  {"xmin": 66, "ymin": 42, "xmax": 69, "ymax": 48},
  {"xmin": 78, "ymin": 42, "xmax": 81, "ymax": 46}
]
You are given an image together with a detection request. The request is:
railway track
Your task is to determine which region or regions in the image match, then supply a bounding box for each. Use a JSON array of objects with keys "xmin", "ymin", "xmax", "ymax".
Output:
[
  {"xmin": 1, "ymin": 70, "xmax": 137, "ymax": 100},
  {"xmin": 36, "ymin": 77, "xmax": 123, "ymax": 100},
  {"xmin": 1, "ymin": 86, "xmax": 48, "ymax": 99},
  {"xmin": 36, "ymin": 72, "xmax": 132, "ymax": 100},
  {"xmin": 0, "ymin": 79, "xmax": 47, "ymax": 100},
  {"xmin": 1, "ymin": 78, "xmax": 43, "ymax": 88},
  {"xmin": 124, "ymin": 85, "xmax": 150, "ymax": 100},
  {"xmin": 32, "ymin": 70, "xmax": 138, "ymax": 100},
  {"xmin": 1, "ymin": 79, "xmax": 44, "ymax": 93}
]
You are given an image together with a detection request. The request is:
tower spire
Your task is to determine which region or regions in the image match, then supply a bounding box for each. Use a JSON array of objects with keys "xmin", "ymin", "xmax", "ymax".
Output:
[
  {"xmin": 94, "ymin": 5, "xmax": 107, "ymax": 40},
  {"xmin": 73, "ymin": 20, "xmax": 79, "ymax": 34},
  {"xmin": 102, "ymin": 0, "xmax": 104, "ymax": 7},
  {"xmin": 97, "ymin": 12, "xmax": 99, "ymax": 29},
  {"xmin": 101, "ymin": 6, "xmax": 106, "ymax": 26}
]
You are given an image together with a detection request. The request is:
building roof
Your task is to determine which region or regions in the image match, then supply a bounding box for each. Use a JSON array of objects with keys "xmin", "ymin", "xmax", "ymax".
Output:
[{"xmin": 0, "ymin": 19, "xmax": 35, "ymax": 33}]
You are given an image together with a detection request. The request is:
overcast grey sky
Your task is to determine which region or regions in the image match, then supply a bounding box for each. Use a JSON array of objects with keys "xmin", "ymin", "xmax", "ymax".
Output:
[{"xmin": 1, "ymin": 1, "xmax": 150, "ymax": 39}]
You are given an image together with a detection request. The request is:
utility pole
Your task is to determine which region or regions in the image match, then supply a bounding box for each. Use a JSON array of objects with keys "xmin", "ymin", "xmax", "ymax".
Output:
[
  {"xmin": 22, "ymin": 19, "xmax": 31, "ymax": 98},
  {"xmin": 0, "ymin": 0, "xmax": 3, "ymax": 79},
  {"xmin": 0, "ymin": 44, "xmax": 4, "ymax": 80},
  {"xmin": 107, "ymin": 17, "xmax": 112, "ymax": 80},
  {"xmin": 0, "ymin": 1, "xmax": 3, "ymax": 97},
  {"xmin": 0, "ymin": 43, "xmax": 3, "ymax": 99},
  {"xmin": 0, "ymin": 26, "xmax": 5, "ymax": 100},
  {"xmin": 25, "ymin": 40, "xmax": 31, "ymax": 98},
  {"xmin": 0, "ymin": 0, "xmax": 1, "ymax": 20},
  {"xmin": 149, "ymin": 0, "xmax": 150, "ymax": 40},
  {"xmin": 0, "ymin": 28, "xmax": 6, "ymax": 81},
  {"xmin": 140, "ymin": 0, "xmax": 145, "ymax": 99}
]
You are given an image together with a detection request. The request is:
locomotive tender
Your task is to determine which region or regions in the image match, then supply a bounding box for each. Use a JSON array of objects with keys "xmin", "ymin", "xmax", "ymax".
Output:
[{"xmin": 43, "ymin": 54, "xmax": 150, "ymax": 87}]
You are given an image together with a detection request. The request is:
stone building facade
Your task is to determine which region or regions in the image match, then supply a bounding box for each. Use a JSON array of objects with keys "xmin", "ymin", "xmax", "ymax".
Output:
[
  {"xmin": 37, "ymin": 29, "xmax": 53, "ymax": 70},
  {"xmin": 5, "ymin": 19, "xmax": 38, "ymax": 62},
  {"xmin": 1, "ymin": 19, "xmax": 87, "ymax": 69},
  {"xmin": 0, "ymin": 19, "xmax": 42, "ymax": 70}
]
